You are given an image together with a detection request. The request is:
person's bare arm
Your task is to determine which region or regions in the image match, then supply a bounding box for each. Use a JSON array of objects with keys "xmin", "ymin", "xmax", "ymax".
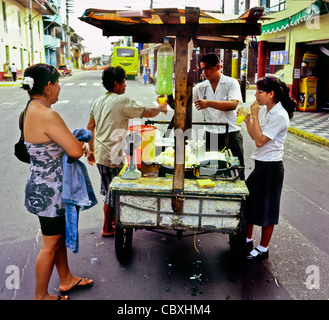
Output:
[
  {"xmin": 143, "ymin": 104, "xmax": 168, "ymax": 118},
  {"xmin": 195, "ymin": 99, "xmax": 238, "ymax": 111},
  {"xmin": 44, "ymin": 109, "xmax": 84, "ymax": 159},
  {"xmin": 245, "ymin": 101, "xmax": 271, "ymax": 147},
  {"xmin": 86, "ymin": 117, "xmax": 96, "ymax": 165}
]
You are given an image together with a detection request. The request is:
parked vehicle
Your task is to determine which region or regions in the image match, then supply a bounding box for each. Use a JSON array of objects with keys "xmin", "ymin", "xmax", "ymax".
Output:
[
  {"xmin": 58, "ymin": 64, "xmax": 72, "ymax": 76},
  {"xmin": 266, "ymin": 68, "xmax": 284, "ymax": 81},
  {"xmin": 112, "ymin": 46, "xmax": 139, "ymax": 79}
]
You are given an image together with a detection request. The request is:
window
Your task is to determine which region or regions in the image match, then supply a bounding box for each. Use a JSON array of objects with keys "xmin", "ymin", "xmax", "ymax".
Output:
[
  {"xmin": 270, "ymin": 0, "xmax": 286, "ymax": 12},
  {"xmin": 261, "ymin": 0, "xmax": 286, "ymax": 14}
]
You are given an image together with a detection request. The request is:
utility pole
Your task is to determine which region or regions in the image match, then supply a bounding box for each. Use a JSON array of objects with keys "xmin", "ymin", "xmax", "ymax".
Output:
[
  {"xmin": 29, "ymin": 0, "xmax": 34, "ymax": 65},
  {"xmin": 66, "ymin": 0, "xmax": 73, "ymax": 68}
]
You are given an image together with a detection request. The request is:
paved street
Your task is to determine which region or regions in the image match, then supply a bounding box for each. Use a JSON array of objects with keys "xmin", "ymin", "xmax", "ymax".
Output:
[{"xmin": 0, "ymin": 70, "xmax": 329, "ymax": 301}]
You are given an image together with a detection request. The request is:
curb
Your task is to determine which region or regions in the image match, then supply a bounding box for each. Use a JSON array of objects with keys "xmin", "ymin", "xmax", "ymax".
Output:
[
  {"xmin": 0, "ymin": 81, "xmax": 22, "ymax": 87},
  {"xmin": 288, "ymin": 126, "xmax": 329, "ymax": 147}
]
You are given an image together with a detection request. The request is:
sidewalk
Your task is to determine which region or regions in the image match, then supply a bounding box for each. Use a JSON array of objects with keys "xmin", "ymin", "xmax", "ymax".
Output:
[
  {"xmin": 288, "ymin": 111, "xmax": 329, "ymax": 147},
  {"xmin": 0, "ymin": 79, "xmax": 22, "ymax": 87},
  {"xmin": 245, "ymin": 89, "xmax": 329, "ymax": 147}
]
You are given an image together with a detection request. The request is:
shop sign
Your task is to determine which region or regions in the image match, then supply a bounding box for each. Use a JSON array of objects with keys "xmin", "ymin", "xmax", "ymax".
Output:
[
  {"xmin": 302, "ymin": 53, "xmax": 317, "ymax": 69},
  {"xmin": 270, "ymin": 51, "xmax": 288, "ymax": 65},
  {"xmin": 294, "ymin": 68, "xmax": 301, "ymax": 79}
]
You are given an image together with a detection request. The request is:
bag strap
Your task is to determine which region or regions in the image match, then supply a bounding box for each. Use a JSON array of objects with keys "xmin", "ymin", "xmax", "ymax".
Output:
[{"xmin": 19, "ymin": 100, "xmax": 32, "ymax": 139}]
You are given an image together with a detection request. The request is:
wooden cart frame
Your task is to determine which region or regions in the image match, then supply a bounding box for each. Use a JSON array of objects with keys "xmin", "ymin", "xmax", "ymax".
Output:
[{"xmin": 80, "ymin": 6, "xmax": 264, "ymax": 261}]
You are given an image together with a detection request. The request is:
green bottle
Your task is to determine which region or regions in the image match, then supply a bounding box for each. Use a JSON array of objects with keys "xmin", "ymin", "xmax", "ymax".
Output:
[{"xmin": 155, "ymin": 38, "xmax": 174, "ymax": 96}]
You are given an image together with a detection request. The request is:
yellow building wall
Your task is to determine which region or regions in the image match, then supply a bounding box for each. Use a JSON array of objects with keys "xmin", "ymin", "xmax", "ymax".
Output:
[
  {"xmin": 0, "ymin": 0, "xmax": 45, "ymax": 74},
  {"xmin": 258, "ymin": 0, "xmax": 329, "ymax": 85}
]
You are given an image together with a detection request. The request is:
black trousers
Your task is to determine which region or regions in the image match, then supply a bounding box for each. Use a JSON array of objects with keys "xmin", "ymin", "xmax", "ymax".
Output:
[{"xmin": 204, "ymin": 130, "xmax": 245, "ymax": 180}]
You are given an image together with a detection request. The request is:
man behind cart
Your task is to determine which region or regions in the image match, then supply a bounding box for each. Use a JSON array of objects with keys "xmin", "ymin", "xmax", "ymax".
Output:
[{"xmin": 193, "ymin": 52, "xmax": 245, "ymax": 180}]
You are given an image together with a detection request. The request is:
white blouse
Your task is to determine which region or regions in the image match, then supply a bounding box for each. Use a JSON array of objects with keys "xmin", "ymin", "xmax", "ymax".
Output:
[
  {"xmin": 251, "ymin": 102, "xmax": 290, "ymax": 162},
  {"xmin": 193, "ymin": 74, "xmax": 243, "ymax": 134}
]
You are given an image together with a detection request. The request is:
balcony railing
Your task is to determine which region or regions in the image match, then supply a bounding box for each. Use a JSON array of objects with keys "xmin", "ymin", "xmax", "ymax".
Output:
[{"xmin": 44, "ymin": 34, "xmax": 60, "ymax": 49}]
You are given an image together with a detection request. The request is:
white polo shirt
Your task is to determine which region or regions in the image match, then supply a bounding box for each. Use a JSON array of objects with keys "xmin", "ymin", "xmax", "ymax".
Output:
[
  {"xmin": 193, "ymin": 74, "xmax": 243, "ymax": 134},
  {"xmin": 251, "ymin": 102, "xmax": 290, "ymax": 162}
]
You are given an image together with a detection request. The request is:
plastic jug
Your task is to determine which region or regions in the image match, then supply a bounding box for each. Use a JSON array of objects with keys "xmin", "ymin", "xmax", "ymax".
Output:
[
  {"xmin": 128, "ymin": 125, "xmax": 157, "ymax": 168},
  {"xmin": 155, "ymin": 38, "xmax": 174, "ymax": 96}
]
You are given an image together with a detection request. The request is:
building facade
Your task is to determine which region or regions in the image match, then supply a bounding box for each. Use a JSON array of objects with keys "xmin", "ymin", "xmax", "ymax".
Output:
[
  {"xmin": 257, "ymin": 0, "xmax": 329, "ymax": 111},
  {"xmin": 1, "ymin": 0, "xmax": 86, "ymax": 81},
  {"xmin": 0, "ymin": 0, "xmax": 57, "ymax": 80}
]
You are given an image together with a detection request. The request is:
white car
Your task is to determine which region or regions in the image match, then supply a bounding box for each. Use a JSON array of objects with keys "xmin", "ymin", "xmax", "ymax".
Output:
[{"xmin": 266, "ymin": 69, "xmax": 284, "ymax": 81}]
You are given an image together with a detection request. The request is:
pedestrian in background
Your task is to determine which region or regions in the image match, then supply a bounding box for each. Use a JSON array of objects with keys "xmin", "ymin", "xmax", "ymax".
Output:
[
  {"xmin": 11, "ymin": 63, "xmax": 17, "ymax": 82},
  {"xmin": 22, "ymin": 63, "xmax": 93, "ymax": 300},
  {"xmin": 193, "ymin": 52, "xmax": 245, "ymax": 179},
  {"xmin": 143, "ymin": 64, "xmax": 148, "ymax": 85},
  {"xmin": 86, "ymin": 66, "xmax": 167, "ymax": 237},
  {"xmin": 243, "ymin": 75, "xmax": 296, "ymax": 261}
]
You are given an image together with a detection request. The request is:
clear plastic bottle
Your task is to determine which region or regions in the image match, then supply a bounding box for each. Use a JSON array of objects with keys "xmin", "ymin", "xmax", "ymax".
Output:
[{"xmin": 155, "ymin": 38, "xmax": 174, "ymax": 96}]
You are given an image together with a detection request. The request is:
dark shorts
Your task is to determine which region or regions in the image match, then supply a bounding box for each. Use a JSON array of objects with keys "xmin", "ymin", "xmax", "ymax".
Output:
[
  {"xmin": 245, "ymin": 160, "xmax": 284, "ymax": 227},
  {"xmin": 96, "ymin": 164, "xmax": 122, "ymax": 206},
  {"xmin": 38, "ymin": 215, "xmax": 65, "ymax": 236}
]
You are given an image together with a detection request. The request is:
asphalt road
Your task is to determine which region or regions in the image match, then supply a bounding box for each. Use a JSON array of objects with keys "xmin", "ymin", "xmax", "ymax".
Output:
[{"xmin": 1, "ymin": 70, "xmax": 329, "ymax": 302}]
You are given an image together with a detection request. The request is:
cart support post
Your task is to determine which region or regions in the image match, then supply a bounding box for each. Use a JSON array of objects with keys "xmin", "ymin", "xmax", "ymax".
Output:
[{"xmin": 172, "ymin": 35, "xmax": 190, "ymax": 214}]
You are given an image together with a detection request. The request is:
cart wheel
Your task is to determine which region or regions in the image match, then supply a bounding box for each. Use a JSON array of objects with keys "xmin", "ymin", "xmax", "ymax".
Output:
[
  {"xmin": 229, "ymin": 230, "xmax": 246, "ymax": 263},
  {"xmin": 229, "ymin": 216, "xmax": 247, "ymax": 263},
  {"xmin": 115, "ymin": 226, "xmax": 133, "ymax": 261}
]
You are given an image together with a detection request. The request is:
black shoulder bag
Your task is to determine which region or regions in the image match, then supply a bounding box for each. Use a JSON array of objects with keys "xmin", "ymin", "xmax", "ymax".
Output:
[{"xmin": 14, "ymin": 101, "xmax": 31, "ymax": 164}]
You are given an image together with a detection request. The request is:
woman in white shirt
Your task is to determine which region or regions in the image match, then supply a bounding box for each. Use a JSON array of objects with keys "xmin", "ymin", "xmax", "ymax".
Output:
[{"xmin": 243, "ymin": 76, "xmax": 296, "ymax": 261}]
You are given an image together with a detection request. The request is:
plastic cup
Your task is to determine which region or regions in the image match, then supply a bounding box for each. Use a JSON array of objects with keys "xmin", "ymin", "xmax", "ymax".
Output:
[
  {"xmin": 236, "ymin": 107, "xmax": 249, "ymax": 125},
  {"xmin": 157, "ymin": 95, "xmax": 167, "ymax": 105}
]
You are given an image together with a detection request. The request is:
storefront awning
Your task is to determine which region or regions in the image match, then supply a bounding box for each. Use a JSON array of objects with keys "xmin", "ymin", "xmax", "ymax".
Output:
[{"xmin": 262, "ymin": 0, "xmax": 329, "ymax": 35}]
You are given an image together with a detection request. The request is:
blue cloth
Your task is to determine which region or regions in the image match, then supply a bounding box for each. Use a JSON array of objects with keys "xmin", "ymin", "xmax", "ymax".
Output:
[{"xmin": 62, "ymin": 128, "xmax": 98, "ymax": 253}]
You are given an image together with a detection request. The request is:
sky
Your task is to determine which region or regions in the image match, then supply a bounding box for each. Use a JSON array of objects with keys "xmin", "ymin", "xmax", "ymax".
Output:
[{"xmin": 61, "ymin": 0, "xmax": 258, "ymax": 57}]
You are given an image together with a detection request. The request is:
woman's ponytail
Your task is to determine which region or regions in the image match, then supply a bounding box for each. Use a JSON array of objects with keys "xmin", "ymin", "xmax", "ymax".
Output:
[
  {"xmin": 257, "ymin": 76, "xmax": 296, "ymax": 120},
  {"xmin": 279, "ymin": 81, "xmax": 296, "ymax": 120}
]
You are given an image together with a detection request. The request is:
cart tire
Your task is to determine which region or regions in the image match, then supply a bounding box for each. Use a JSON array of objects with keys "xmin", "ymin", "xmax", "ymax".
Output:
[
  {"xmin": 115, "ymin": 226, "xmax": 133, "ymax": 260},
  {"xmin": 229, "ymin": 230, "xmax": 246, "ymax": 263}
]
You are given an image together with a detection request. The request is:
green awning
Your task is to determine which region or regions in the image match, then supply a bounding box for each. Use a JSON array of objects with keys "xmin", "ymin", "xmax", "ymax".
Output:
[{"xmin": 262, "ymin": 0, "xmax": 329, "ymax": 34}]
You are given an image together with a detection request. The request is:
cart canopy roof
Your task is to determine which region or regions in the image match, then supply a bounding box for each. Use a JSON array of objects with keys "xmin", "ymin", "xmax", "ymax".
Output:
[{"xmin": 79, "ymin": 6, "xmax": 265, "ymax": 49}]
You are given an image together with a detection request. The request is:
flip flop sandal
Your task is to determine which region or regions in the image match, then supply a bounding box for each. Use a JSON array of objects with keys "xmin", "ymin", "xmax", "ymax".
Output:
[{"xmin": 60, "ymin": 278, "xmax": 93, "ymax": 294}]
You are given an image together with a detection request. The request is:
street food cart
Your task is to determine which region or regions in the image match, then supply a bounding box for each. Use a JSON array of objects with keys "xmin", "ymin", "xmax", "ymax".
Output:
[{"xmin": 80, "ymin": 6, "xmax": 264, "ymax": 261}]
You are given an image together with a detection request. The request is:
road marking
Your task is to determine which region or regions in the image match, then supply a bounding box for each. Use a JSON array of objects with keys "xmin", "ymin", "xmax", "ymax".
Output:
[
  {"xmin": 79, "ymin": 83, "xmax": 87, "ymax": 87},
  {"xmin": 93, "ymin": 83, "xmax": 101, "ymax": 86},
  {"xmin": 57, "ymin": 100, "xmax": 69, "ymax": 104},
  {"xmin": 64, "ymin": 83, "xmax": 74, "ymax": 86},
  {"xmin": 0, "ymin": 101, "xmax": 18, "ymax": 106}
]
